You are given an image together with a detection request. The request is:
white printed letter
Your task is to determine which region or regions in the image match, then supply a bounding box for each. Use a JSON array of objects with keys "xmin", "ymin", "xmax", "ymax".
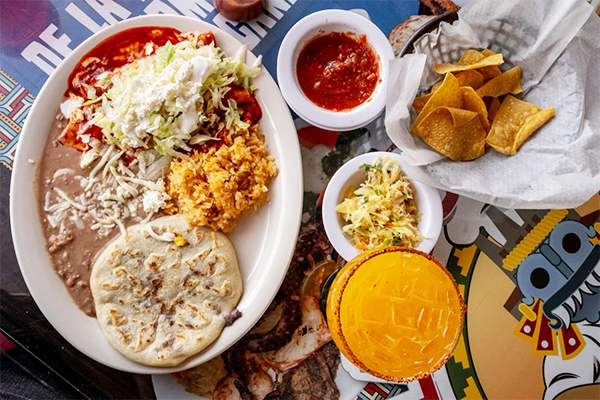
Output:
[
  {"xmin": 85, "ymin": 0, "xmax": 131, "ymax": 25},
  {"xmin": 21, "ymin": 41, "xmax": 63, "ymax": 75},
  {"xmin": 143, "ymin": 0, "xmax": 179, "ymax": 15},
  {"xmin": 266, "ymin": 0, "xmax": 292, "ymax": 19},
  {"xmin": 166, "ymin": 0, "xmax": 214, "ymax": 18},
  {"xmin": 212, "ymin": 14, "xmax": 260, "ymax": 50},
  {"xmin": 39, "ymin": 24, "xmax": 73, "ymax": 57},
  {"xmin": 65, "ymin": 3, "xmax": 108, "ymax": 33}
]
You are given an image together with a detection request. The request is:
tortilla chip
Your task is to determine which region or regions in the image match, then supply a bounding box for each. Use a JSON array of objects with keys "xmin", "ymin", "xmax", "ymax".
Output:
[
  {"xmin": 458, "ymin": 50, "xmax": 485, "ymax": 66},
  {"xmin": 486, "ymin": 95, "xmax": 555, "ymax": 155},
  {"xmin": 411, "ymin": 73, "xmax": 462, "ymax": 135},
  {"xmin": 488, "ymin": 97, "xmax": 502, "ymax": 122},
  {"xmin": 478, "ymin": 65, "xmax": 503, "ymax": 81},
  {"xmin": 413, "ymin": 93, "xmax": 433, "ymax": 114},
  {"xmin": 477, "ymin": 50, "xmax": 502, "ymax": 80},
  {"xmin": 476, "ymin": 66, "xmax": 523, "ymax": 98},
  {"xmin": 461, "ymin": 87, "xmax": 489, "ymax": 129},
  {"xmin": 416, "ymin": 107, "xmax": 486, "ymax": 161},
  {"xmin": 434, "ymin": 53, "xmax": 504, "ymax": 75},
  {"xmin": 455, "ymin": 70, "xmax": 485, "ymax": 90},
  {"xmin": 431, "ymin": 81, "xmax": 443, "ymax": 93}
]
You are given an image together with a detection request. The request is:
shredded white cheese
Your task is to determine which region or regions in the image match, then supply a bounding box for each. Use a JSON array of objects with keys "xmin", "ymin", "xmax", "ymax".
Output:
[
  {"xmin": 44, "ymin": 143, "xmax": 170, "ymax": 237},
  {"xmin": 146, "ymin": 224, "xmax": 176, "ymax": 242},
  {"xmin": 142, "ymin": 190, "xmax": 170, "ymax": 214},
  {"xmin": 52, "ymin": 168, "xmax": 74, "ymax": 180},
  {"xmin": 60, "ymin": 96, "xmax": 84, "ymax": 119}
]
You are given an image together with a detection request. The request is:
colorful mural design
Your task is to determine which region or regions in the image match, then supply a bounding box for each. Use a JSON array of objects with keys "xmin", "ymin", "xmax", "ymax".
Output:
[
  {"xmin": 357, "ymin": 382, "xmax": 406, "ymax": 400},
  {"xmin": 430, "ymin": 195, "xmax": 600, "ymax": 400},
  {"xmin": 0, "ymin": 69, "xmax": 34, "ymax": 169}
]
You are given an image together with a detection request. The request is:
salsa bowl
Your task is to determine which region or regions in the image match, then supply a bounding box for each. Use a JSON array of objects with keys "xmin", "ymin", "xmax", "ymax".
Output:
[{"xmin": 277, "ymin": 9, "xmax": 395, "ymax": 131}]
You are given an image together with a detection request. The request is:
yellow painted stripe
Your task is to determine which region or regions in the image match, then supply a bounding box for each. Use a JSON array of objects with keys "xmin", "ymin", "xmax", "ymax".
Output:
[
  {"xmin": 518, "ymin": 302, "xmax": 536, "ymax": 321},
  {"xmin": 462, "ymin": 376, "xmax": 484, "ymax": 400},
  {"xmin": 503, "ymin": 209, "xmax": 568, "ymax": 271},
  {"xmin": 0, "ymin": 113, "xmax": 20, "ymax": 132},
  {"xmin": 452, "ymin": 332, "xmax": 470, "ymax": 370},
  {"xmin": 455, "ymin": 245, "xmax": 477, "ymax": 277},
  {"xmin": 0, "ymin": 69, "xmax": 17, "ymax": 84}
]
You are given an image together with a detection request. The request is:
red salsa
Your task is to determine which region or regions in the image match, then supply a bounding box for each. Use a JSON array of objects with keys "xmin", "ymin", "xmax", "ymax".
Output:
[{"xmin": 296, "ymin": 32, "xmax": 379, "ymax": 111}]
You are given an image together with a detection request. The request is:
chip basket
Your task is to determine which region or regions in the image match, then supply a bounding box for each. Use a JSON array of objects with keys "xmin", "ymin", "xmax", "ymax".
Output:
[
  {"xmin": 398, "ymin": 11, "xmax": 458, "ymax": 56},
  {"xmin": 399, "ymin": 10, "xmax": 536, "ymax": 85}
]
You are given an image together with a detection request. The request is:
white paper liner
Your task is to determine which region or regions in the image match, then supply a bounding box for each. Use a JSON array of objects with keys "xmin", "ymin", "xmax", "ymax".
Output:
[{"xmin": 384, "ymin": 0, "xmax": 600, "ymax": 209}]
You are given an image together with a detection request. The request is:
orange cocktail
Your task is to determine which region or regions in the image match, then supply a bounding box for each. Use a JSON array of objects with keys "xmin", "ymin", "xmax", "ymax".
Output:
[{"xmin": 327, "ymin": 247, "xmax": 465, "ymax": 382}]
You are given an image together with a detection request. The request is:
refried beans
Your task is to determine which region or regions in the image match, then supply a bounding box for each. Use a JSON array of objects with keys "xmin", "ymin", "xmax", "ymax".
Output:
[{"xmin": 37, "ymin": 111, "xmax": 152, "ymax": 317}]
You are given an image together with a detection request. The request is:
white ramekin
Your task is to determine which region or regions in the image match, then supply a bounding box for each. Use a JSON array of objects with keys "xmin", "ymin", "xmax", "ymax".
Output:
[
  {"xmin": 322, "ymin": 151, "xmax": 443, "ymax": 261},
  {"xmin": 277, "ymin": 9, "xmax": 395, "ymax": 131}
]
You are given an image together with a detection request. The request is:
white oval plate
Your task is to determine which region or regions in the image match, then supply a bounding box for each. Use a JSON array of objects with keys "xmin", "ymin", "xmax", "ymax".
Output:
[
  {"xmin": 151, "ymin": 362, "xmax": 365, "ymax": 400},
  {"xmin": 9, "ymin": 15, "xmax": 303, "ymax": 374}
]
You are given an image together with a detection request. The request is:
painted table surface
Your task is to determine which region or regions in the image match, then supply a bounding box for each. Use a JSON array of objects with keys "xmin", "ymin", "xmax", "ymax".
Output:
[{"xmin": 0, "ymin": 1, "xmax": 598, "ymax": 399}]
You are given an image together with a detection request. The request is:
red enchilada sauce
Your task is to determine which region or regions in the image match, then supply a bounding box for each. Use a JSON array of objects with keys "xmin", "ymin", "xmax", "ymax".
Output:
[
  {"xmin": 60, "ymin": 27, "xmax": 219, "ymax": 153},
  {"xmin": 58, "ymin": 26, "xmax": 261, "ymax": 154},
  {"xmin": 66, "ymin": 27, "xmax": 215, "ymax": 99},
  {"xmin": 296, "ymin": 32, "xmax": 379, "ymax": 111}
]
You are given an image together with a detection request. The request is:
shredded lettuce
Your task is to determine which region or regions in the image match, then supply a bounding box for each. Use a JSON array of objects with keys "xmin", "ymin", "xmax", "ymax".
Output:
[
  {"xmin": 155, "ymin": 41, "xmax": 174, "ymax": 72},
  {"xmin": 82, "ymin": 83, "xmax": 98, "ymax": 100},
  {"xmin": 225, "ymin": 99, "xmax": 249, "ymax": 130},
  {"xmin": 87, "ymin": 38, "xmax": 261, "ymax": 156}
]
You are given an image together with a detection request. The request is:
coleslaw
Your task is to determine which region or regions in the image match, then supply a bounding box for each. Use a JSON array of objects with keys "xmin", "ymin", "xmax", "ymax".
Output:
[{"xmin": 335, "ymin": 156, "xmax": 422, "ymax": 250}]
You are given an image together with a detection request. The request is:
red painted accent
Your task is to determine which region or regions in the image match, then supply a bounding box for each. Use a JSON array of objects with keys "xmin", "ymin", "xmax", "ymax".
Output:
[
  {"xmin": 536, "ymin": 313, "xmax": 555, "ymax": 352},
  {"xmin": 9, "ymin": 90, "xmax": 27, "ymax": 117},
  {"xmin": 0, "ymin": 131, "xmax": 11, "ymax": 143},
  {"xmin": 419, "ymin": 376, "xmax": 440, "ymax": 400},
  {"xmin": 561, "ymin": 325, "xmax": 582, "ymax": 357},
  {"xmin": 519, "ymin": 317, "xmax": 536, "ymax": 338},
  {"xmin": 441, "ymin": 192, "xmax": 459, "ymax": 218},
  {"xmin": 373, "ymin": 384, "xmax": 388, "ymax": 396},
  {"xmin": 297, "ymin": 125, "xmax": 340, "ymax": 149},
  {"xmin": 0, "ymin": 334, "xmax": 16, "ymax": 353},
  {"xmin": 0, "ymin": 86, "xmax": 9, "ymax": 95},
  {"xmin": 519, "ymin": 300, "xmax": 539, "ymax": 339},
  {"xmin": 364, "ymin": 382, "xmax": 387, "ymax": 396}
]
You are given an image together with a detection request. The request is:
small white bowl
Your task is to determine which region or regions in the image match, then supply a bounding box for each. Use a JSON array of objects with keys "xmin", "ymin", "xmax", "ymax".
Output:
[
  {"xmin": 322, "ymin": 152, "xmax": 442, "ymax": 261},
  {"xmin": 277, "ymin": 9, "xmax": 395, "ymax": 131}
]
